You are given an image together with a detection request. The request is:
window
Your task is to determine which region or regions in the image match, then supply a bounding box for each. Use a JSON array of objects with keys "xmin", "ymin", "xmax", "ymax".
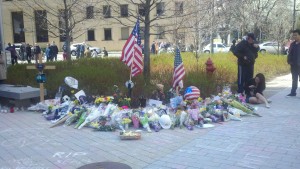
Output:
[
  {"xmin": 121, "ymin": 27, "xmax": 129, "ymax": 40},
  {"xmin": 103, "ymin": 5, "xmax": 111, "ymax": 18},
  {"xmin": 156, "ymin": 2, "xmax": 165, "ymax": 16},
  {"xmin": 138, "ymin": 4, "xmax": 145, "ymax": 16},
  {"xmin": 87, "ymin": 29, "xmax": 95, "ymax": 41},
  {"xmin": 86, "ymin": 6, "xmax": 94, "ymax": 19},
  {"xmin": 140, "ymin": 27, "xmax": 145, "ymax": 40},
  {"xmin": 34, "ymin": 10, "xmax": 48, "ymax": 42},
  {"xmin": 104, "ymin": 28, "xmax": 112, "ymax": 40},
  {"xmin": 175, "ymin": 2, "xmax": 184, "ymax": 15},
  {"xmin": 157, "ymin": 26, "xmax": 165, "ymax": 39},
  {"xmin": 120, "ymin": 5, "xmax": 128, "ymax": 17},
  {"xmin": 11, "ymin": 11, "xmax": 25, "ymax": 43},
  {"xmin": 217, "ymin": 44, "xmax": 225, "ymax": 48}
]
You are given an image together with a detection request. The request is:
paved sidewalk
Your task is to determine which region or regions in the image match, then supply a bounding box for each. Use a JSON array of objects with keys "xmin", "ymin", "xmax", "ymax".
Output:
[{"xmin": 0, "ymin": 74, "xmax": 299, "ymax": 169}]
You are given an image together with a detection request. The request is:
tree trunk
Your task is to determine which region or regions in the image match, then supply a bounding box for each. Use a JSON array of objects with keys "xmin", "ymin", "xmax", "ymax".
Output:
[
  {"xmin": 143, "ymin": 0, "xmax": 151, "ymax": 83},
  {"xmin": 63, "ymin": 0, "xmax": 71, "ymax": 61}
]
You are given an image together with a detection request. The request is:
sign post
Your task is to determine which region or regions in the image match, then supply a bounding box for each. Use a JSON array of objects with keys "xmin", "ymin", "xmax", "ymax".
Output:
[{"xmin": 26, "ymin": 54, "xmax": 55, "ymax": 102}]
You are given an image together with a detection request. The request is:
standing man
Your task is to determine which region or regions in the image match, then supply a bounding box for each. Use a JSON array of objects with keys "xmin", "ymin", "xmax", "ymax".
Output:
[
  {"xmin": 50, "ymin": 41, "xmax": 59, "ymax": 61},
  {"xmin": 80, "ymin": 42, "xmax": 85, "ymax": 58},
  {"xmin": 103, "ymin": 47, "xmax": 108, "ymax": 57},
  {"xmin": 33, "ymin": 43, "xmax": 41, "ymax": 64},
  {"xmin": 233, "ymin": 33, "xmax": 259, "ymax": 94},
  {"xmin": 20, "ymin": 42, "xmax": 26, "ymax": 61},
  {"xmin": 76, "ymin": 44, "xmax": 81, "ymax": 59},
  {"xmin": 25, "ymin": 43, "xmax": 32, "ymax": 63},
  {"xmin": 286, "ymin": 29, "xmax": 300, "ymax": 97},
  {"xmin": 5, "ymin": 43, "xmax": 18, "ymax": 65}
]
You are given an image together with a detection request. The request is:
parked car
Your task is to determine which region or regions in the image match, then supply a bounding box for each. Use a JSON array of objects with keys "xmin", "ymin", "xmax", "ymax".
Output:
[
  {"xmin": 259, "ymin": 41, "xmax": 289, "ymax": 54},
  {"xmin": 202, "ymin": 43, "xmax": 230, "ymax": 53},
  {"xmin": 70, "ymin": 43, "xmax": 101, "ymax": 56}
]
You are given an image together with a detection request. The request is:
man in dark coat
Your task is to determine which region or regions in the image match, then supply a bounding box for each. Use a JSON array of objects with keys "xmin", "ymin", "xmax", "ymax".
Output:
[
  {"xmin": 50, "ymin": 41, "xmax": 59, "ymax": 61},
  {"xmin": 233, "ymin": 33, "xmax": 260, "ymax": 94},
  {"xmin": 286, "ymin": 29, "xmax": 300, "ymax": 97},
  {"xmin": 33, "ymin": 43, "xmax": 41, "ymax": 64},
  {"xmin": 5, "ymin": 43, "xmax": 18, "ymax": 65}
]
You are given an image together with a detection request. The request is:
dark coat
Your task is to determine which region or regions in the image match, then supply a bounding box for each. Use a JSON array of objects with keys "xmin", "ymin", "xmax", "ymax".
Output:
[
  {"xmin": 287, "ymin": 41, "xmax": 300, "ymax": 66},
  {"xmin": 233, "ymin": 40, "xmax": 259, "ymax": 65}
]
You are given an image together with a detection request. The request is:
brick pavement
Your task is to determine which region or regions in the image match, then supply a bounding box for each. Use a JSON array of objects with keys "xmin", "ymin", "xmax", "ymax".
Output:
[{"xmin": 0, "ymin": 74, "xmax": 299, "ymax": 169}]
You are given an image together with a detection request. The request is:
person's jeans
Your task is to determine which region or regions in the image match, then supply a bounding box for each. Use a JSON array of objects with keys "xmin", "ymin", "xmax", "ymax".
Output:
[
  {"xmin": 237, "ymin": 64, "xmax": 254, "ymax": 93},
  {"xmin": 290, "ymin": 65, "xmax": 300, "ymax": 94}
]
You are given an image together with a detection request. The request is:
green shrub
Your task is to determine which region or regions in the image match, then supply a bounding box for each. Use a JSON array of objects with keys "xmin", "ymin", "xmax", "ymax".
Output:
[{"xmin": 6, "ymin": 52, "xmax": 289, "ymax": 99}]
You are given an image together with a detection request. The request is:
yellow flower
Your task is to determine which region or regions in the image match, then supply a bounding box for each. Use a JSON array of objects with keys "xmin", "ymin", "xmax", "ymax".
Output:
[
  {"xmin": 197, "ymin": 97, "xmax": 203, "ymax": 102},
  {"xmin": 71, "ymin": 90, "xmax": 75, "ymax": 94},
  {"xmin": 122, "ymin": 118, "xmax": 132, "ymax": 124},
  {"xmin": 199, "ymin": 107, "xmax": 206, "ymax": 113}
]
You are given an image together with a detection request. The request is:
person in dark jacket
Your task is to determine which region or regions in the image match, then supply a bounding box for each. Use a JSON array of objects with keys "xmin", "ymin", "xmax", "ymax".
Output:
[
  {"xmin": 50, "ymin": 41, "xmax": 59, "ymax": 61},
  {"xmin": 45, "ymin": 43, "xmax": 52, "ymax": 62},
  {"xmin": 25, "ymin": 43, "xmax": 32, "ymax": 63},
  {"xmin": 5, "ymin": 43, "xmax": 18, "ymax": 65},
  {"xmin": 233, "ymin": 33, "xmax": 259, "ymax": 94},
  {"xmin": 20, "ymin": 43, "xmax": 26, "ymax": 61},
  {"xmin": 244, "ymin": 73, "xmax": 270, "ymax": 108},
  {"xmin": 33, "ymin": 43, "xmax": 41, "ymax": 63},
  {"xmin": 286, "ymin": 29, "xmax": 300, "ymax": 97},
  {"xmin": 230, "ymin": 39, "xmax": 236, "ymax": 52}
]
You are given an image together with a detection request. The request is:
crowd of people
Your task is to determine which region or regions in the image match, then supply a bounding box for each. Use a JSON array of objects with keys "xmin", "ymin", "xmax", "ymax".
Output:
[
  {"xmin": 151, "ymin": 41, "xmax": 173, "ymax": 54},
  {"xmin": 4, "ymin": 42, "xmax": 45, "ymax": 65}
]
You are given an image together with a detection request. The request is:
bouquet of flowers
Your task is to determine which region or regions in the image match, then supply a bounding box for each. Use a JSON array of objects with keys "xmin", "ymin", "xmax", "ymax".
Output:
[{"xmin": 94, "ymin": 96, "xmax": 113, "ymax": 105}]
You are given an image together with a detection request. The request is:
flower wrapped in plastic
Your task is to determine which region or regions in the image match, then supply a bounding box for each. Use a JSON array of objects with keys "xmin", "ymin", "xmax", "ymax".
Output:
[
  {"xmin": 94, "ymin": 96, "xmax": 113, "ymax": 105},
  {"xmin": 139, "ymin": 112, "xmax": 151, "ymax": 132}
]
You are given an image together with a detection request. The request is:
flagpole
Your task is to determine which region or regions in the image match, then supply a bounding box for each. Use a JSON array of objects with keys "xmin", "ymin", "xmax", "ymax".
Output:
[{"xmin": 130, "ymin": 49, "xmax": 134, "ymax": 81}]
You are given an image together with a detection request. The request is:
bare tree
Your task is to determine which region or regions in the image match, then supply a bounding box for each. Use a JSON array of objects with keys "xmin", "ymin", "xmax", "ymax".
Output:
[
  {"xmin": 105, "ymin": 0, "xmax": 193, "ymax": 80},
  {"xmin": 12, "ymin": 0, "xmax": 103, "ymax": 60}
]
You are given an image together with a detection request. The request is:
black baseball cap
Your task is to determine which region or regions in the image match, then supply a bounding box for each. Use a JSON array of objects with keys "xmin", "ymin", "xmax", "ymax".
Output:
[{"xmin": 247, "ymin": 33, "xmax": 256, "ymax": 41}]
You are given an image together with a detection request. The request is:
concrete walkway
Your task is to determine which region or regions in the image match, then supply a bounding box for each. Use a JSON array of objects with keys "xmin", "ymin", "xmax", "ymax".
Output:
[{"xmin": 0, "ymin": 74, "xmax": 299, "ymax": 169}]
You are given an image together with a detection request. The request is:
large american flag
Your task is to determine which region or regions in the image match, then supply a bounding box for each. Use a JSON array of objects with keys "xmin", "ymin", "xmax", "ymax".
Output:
[
  {"xmin": 172, "ymin": 48, "xmax": 185, "ymax": 88},
  {"xmin": 120, "ymin": 18, "xmax": 143, "ymax": 77}
]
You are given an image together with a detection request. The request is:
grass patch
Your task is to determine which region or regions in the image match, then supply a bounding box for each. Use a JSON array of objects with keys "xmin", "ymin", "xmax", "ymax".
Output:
[{"xmin": 6, "ymin": 52, "xmax": 289, "ymax": 99}]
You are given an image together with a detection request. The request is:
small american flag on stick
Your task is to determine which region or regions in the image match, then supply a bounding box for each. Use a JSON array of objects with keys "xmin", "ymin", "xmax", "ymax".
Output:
[{"xmin": 172, "ymin": 48, "xmax": 185, "ymax": 88}]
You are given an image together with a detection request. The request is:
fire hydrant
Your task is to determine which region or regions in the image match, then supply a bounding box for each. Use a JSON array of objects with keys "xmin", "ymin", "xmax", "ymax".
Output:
[{"xmin": 205, "ymin": 57, "xmax": 216, "ymax": 73}]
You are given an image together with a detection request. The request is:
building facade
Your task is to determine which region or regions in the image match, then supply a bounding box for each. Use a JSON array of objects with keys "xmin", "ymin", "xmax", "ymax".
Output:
[{"xmin": 2, "ymin": 0, "xmax": 191, "ymax": 51}]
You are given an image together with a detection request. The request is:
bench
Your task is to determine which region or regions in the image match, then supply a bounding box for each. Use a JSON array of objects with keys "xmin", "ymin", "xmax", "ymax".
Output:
[{"xmin": 0, "ymin": 84, "xmax": 46, "ymax": 107}]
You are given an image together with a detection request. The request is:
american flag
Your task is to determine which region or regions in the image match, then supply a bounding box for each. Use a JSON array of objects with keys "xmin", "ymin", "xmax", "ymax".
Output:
[
  {"xmin": 172, "ymin": 48, "xmax": 185, "ymax": 88},
  {"xmin": 120, "ymin": 18, "xmax": 143, "ymax": 77}
]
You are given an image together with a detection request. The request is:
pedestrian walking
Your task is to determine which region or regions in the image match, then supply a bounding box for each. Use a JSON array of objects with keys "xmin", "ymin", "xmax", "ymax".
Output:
[
  {"xmin": 91, "ymin": 49, "xmax": 98, "ymax": 58},
  {"xmin": 286, "ymin": 29, "xmax": 300, "ymax": 97},
  {"xmin": 20, "ymin": 42, "xmax": 26, "ymax": 61},
  {"xmin": 84, "ymin": 47, "xmax": 91, "ymax": 58},
  {"xmin": 5, "ymin": 43, "xmax": 18, "ymax": 65},
  {"xmin": 45, "ymin": 43, "xmax": 52, "ymax": 62},
  {"xmin": 50, "ymin": 41, "xmax": 58, "ymax": 61},
  {"xmin": 80, "ymin": 43, "xmax": 85, "ymax": 58},
  {"xmin": 230, "ymin": 39, "xmax": 236, "ymax": 53},
  {"xmin": 233, "ymin": 33, "xmax": 259, "ymax": 94},
  {"xmin": 151, "ymin": 41, "xmax": 156, "ymax": 54},
  {"xmin": 103, "ymin": 47, "xmax": 108, "ymax": 57},
  {"xmin": 25, "ymin": 43, "xmax": 32, "ymax": 64},
  {"xmin": 33, "ymin": 43, "xmax": 41, "ymax": 64},
  {"xmin": 76, "ymin": 44, "xmax": 81, "ymax": 59}
]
